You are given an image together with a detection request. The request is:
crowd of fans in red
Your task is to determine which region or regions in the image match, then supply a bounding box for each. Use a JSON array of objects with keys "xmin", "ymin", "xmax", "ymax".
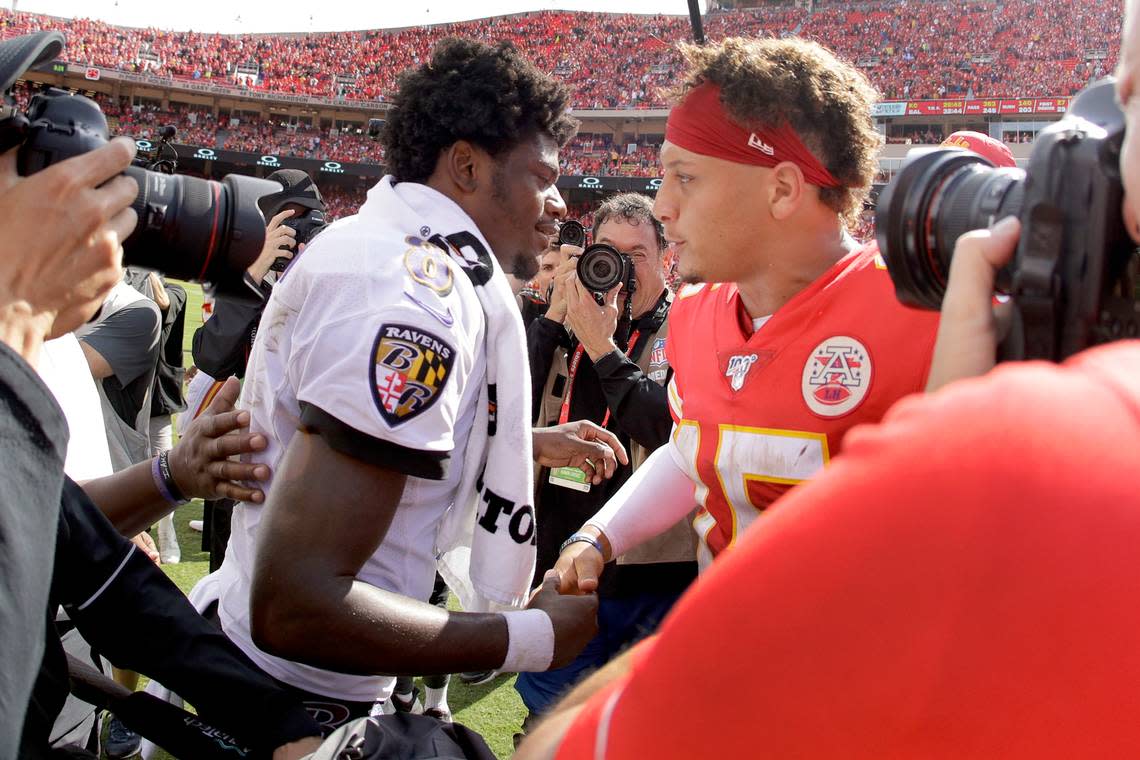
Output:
[
  {"xmin": 0, "ymin": 0, "xmax": 1118, "ymax": 109},
  {"xmin": 94, "ymin": 95, "xmax": 383, "ymax": 162},
  {"xmin": 560, "ymin": 134, "xmax": 661, "ymax": 178},
  {"xmin": 3, "ymin": 0, "xmax": 1111, "ymax": 196}
]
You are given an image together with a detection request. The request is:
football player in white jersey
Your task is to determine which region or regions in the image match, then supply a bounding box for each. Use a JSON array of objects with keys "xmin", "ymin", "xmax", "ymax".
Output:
[{"xmin": 200, "ymin": 38, "xmax": 622, "ymax": 731}]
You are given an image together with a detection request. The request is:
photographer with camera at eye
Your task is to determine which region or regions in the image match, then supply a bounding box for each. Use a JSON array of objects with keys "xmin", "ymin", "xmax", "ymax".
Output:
[
  {"xmin": 517, "ymin": 193, "xmax": 696, "ymax": 740},
  {"xmin": 519, "ymin": 10, "xmax": 1140, "ymax": 759},
  {"xmin": 192, "ymin": 169, "xmax": 328, "ymax": 383},
  {"xmin": 0, "ymin": 31, "xmax": 326, "ymax": 760}
]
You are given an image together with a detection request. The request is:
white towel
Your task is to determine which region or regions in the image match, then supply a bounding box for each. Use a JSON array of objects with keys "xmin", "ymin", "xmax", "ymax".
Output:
[{"xmin": 423, "ymin": 218, "xmax": 536, "ymax": 613}]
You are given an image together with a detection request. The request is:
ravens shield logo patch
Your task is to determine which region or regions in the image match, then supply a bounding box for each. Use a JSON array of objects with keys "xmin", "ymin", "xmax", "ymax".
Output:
[{"xmin": 369, "ymin": 323, "xmax": 456, "ymax": 426}]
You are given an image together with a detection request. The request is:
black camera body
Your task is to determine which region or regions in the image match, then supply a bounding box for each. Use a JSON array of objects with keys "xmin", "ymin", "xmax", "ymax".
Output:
[
  {"xmin": 877, "ymin": 78, "xmax": 1138, "ymax": 361},
  {"xmin": 577, "ymin": 243, "xmax": 636, "ymax": 302},
  {"xmin": 0, "ymin": 86, "xmax": 279, "ymax": 294},
  {"xmin": 270, "ymin": 208, "xmax": 328, "ymax": 273}
]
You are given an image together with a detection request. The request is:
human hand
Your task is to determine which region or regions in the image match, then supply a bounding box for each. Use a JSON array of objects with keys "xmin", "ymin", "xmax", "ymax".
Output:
[
  {"xmin": 0, "ymin": 137, "xmax": 137, "ymax": 363},
  {"xmin": 271, "ymin": 736, "xmax": 322, "ymax": 760},
  {"xmin": 565, "ymin": 278, "xmax": 622, "ymax": 360},
  {"xmin": 926, "ymin": 216, "xmax": 1020, "ymax": 392},
  {"xmin": 132, "ymin": 531, "xmax": 160, "ymax": 564},
  {"xmin": 526, "ymin": 570, "xmax": 598, "ymax": 669},
  {"xmin": 532, "ymin": 420, "xmax": 629, "ymax": 485},
  {"xmin": 553, "ymin": 527, "xmax": 610, "ymax": 595},
  {"xmin": 543, "ymin": 253, "xmax": 581, "ymax": 324},
  {"xmin": 167, "ymin": 376, "xmax": 272, "ymax": 503},
  {"xmin": 247, "ymin": 209, "xmax": 297, "ymax": 285}
]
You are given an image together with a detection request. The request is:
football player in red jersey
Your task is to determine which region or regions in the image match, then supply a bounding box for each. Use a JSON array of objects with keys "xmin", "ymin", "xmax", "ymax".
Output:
[
  {"xmin": 522, "ymin": 7, "xmax": 1140, "ymax": 758},
  {"xmin": 555, "ymin": 36, "xmax": 941, "ymax": 582}
]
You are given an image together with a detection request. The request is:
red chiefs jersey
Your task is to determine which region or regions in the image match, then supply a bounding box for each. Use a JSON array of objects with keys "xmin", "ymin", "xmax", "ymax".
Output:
[
  {"xmin": 557, "ymin": 341, "xmax": 1140, "ymax": 760},
  {"xmin": 665, "ymin": 243, "xmax": 939, "ymax": 564}
]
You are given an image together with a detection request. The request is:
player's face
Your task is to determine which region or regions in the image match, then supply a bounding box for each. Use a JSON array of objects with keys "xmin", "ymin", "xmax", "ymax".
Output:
[
  {"xmin": 654, "ymin": 141, "xmax": 771, "ymax": 284},
  {"xmin": 477, "ymin": 132, "xmax": 567, "ymax": 281},
  {"xmin": 594, "ymin": 216, "xmax": 666, "ymax": 317},
  {"xmin": 1117, "ymin": 0, "xmax": 1140, "ymax": 243}
]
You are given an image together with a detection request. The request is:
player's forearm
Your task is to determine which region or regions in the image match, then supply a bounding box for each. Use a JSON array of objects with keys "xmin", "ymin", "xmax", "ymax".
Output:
[
  {"xmin": 251, "ymin": 576, "xmax": 510, "ymax": 677},
  {"xmin": 79, "ymin": 459, "xmax": 174, "ymax": 536},
  {"xmin": 584, "ymin": 443, "xmax": 696, "ymax": 558}
]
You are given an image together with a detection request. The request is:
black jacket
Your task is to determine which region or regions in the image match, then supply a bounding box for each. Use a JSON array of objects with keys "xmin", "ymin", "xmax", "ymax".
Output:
[
  {"xmin": 191, "ymin": 279, "xmax": 272, "ymax": 379},
  {"xmin": 526, "ymin": 291, "xmax": 695, "ymax": 597},
  {"xmin": 19, "ymin": 480, "xmax": 321, "ymax": 758},
  {"xmin": 0, "ymin": 341, "xmax": 67, "ymax": 759}
]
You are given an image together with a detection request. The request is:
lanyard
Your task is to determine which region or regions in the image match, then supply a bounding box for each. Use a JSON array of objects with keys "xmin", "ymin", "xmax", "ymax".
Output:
[{"xmin": 557, "ymin": 329, "xmax": 642, "ymax": 427}]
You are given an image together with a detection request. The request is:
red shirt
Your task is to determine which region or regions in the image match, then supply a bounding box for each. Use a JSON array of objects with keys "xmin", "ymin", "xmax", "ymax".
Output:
[
  {"xmin": 665, "ymin": 244, "xmax": 939, "ymax": 562},
  {"xmin": 559, "ymin": 341, "xmax": 1140, "ymax": 760}
]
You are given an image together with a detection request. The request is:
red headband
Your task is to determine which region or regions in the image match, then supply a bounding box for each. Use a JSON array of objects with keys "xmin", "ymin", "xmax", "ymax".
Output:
[{"xmin": 665, "ymin": 82, "xmax": 841, "ymax": 189}]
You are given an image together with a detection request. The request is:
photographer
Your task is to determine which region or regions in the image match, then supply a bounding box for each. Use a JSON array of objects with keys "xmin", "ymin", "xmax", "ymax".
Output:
[
  {"xmin": 517, "ymin": 11, "xmax": 1140, "ymax": 758},
  {"xmin": 0, "ymin": 126, "xmax": 137, "ymax": 760},
  {"xmin": 0, "ymin": 31, "xmax": 327, "ymax": 758},
  {"xmin": 192, "ymin": 169, "xmax": 327, "ymax": 381},
  {"xmin": 517, "ymin": 194, "xmax": 695, "ymax": 731}
]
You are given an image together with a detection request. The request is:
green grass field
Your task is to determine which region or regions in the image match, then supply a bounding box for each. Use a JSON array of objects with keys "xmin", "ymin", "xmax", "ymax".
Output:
[{"xmin": 131, "ymin": 284, "xmax": 527, "ymax": 759}]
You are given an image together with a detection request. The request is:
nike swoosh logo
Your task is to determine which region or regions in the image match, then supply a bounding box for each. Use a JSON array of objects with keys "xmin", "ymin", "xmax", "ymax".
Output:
[{"xmin": 404, "ymin": 291, "xmax": 455, "ymax": 327}]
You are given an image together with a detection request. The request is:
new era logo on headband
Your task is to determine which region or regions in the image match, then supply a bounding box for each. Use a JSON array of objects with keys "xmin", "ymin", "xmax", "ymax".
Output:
[{"xmin": 747, "ymin": 133, "xmax": 775, "ymax": 156}]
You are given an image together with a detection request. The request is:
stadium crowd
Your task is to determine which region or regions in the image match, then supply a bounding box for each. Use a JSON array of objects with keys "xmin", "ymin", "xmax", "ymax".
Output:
[
  {"xmin": 2, "ymin": 0, "xmax": 1137, "ymax": 755},
  {"xmin": 0, "ymin": 0, "xmax": 1120, "ymax": 109}
]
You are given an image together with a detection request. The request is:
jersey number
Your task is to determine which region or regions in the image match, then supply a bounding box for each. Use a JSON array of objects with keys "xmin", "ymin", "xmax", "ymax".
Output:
[{"xmin": 674, "ymin": 422, "xmax": 830, "ymax": 563}]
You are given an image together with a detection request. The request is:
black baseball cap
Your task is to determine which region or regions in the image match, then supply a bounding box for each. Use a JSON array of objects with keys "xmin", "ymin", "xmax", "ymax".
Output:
[{"xmin": 258, "ymin": 169, "xmax": 326, "ymax": 217}]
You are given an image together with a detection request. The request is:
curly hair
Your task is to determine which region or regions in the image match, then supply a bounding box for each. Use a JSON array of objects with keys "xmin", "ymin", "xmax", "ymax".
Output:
[
  {"xmin": 591, "ymin": 193, "xmax": 667, "ymax": 252},
  {"xmin": 382, "ymin": 38, "xmax": 579, "ymax": 183},
  {"xmin": 673, "ymin": 37, "xmax": 881, "ymax": 225}
]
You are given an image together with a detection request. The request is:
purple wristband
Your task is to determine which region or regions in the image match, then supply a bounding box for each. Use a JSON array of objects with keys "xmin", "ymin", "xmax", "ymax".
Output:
[{"xmin": 152, "ymin": 452, "xmax": 188, "ymax": 506}]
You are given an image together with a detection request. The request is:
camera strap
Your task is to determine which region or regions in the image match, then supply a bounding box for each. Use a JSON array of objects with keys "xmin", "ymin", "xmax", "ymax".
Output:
[{"xmin": 558, "ymin": 329, "xmax": 642, "ymax": 428}]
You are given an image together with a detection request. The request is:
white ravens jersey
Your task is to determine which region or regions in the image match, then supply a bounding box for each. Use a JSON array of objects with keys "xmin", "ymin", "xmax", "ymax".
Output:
[{"xmin": 214, "ymin": 180, "xmax": 488, "ymax": 702}]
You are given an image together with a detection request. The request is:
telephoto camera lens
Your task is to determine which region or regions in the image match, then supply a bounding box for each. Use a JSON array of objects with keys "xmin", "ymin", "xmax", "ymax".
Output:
[
  {"xmin": 576, "ymin": 243, "xmax": 630, "ymax": 294},
  {"xmin": 558, "ymin": 219, "xmax": 587, "ymax": 248},
  {"xmin": 16, "ymin": 87, "xmax": 278, "ymax": 295},
  {"xmin": 876, "ymin": 148, "xmax": 1025, "ymax": 309},
  {"xmin": 124, "ymin": 168, "xmax": 281, "ymax": 294}
]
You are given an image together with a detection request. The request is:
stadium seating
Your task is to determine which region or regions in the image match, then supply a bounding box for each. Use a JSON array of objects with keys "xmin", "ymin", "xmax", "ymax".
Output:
[
  {"xmin": 0, "ymin": 0, "xmax": 1118, "ymax": 109},
  {"xmin": 1, "ymin": 1, "xmax": 1118, "ymax": 175}
]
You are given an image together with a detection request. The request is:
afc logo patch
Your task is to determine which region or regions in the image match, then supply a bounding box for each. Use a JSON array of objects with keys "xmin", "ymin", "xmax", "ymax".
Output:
[
  {"xmin": 370, "ymin": 323, "xmax": 456, "ymax": 426},
  {"xmin": 802, "ymin": 336, "xmax": 873, "ymax": 417}
]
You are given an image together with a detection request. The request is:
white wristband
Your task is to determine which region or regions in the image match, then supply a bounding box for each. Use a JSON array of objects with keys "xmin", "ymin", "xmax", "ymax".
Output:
[{"xmin": 500, "ymin": 609, "xmax": 555, "ymax": 673}]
